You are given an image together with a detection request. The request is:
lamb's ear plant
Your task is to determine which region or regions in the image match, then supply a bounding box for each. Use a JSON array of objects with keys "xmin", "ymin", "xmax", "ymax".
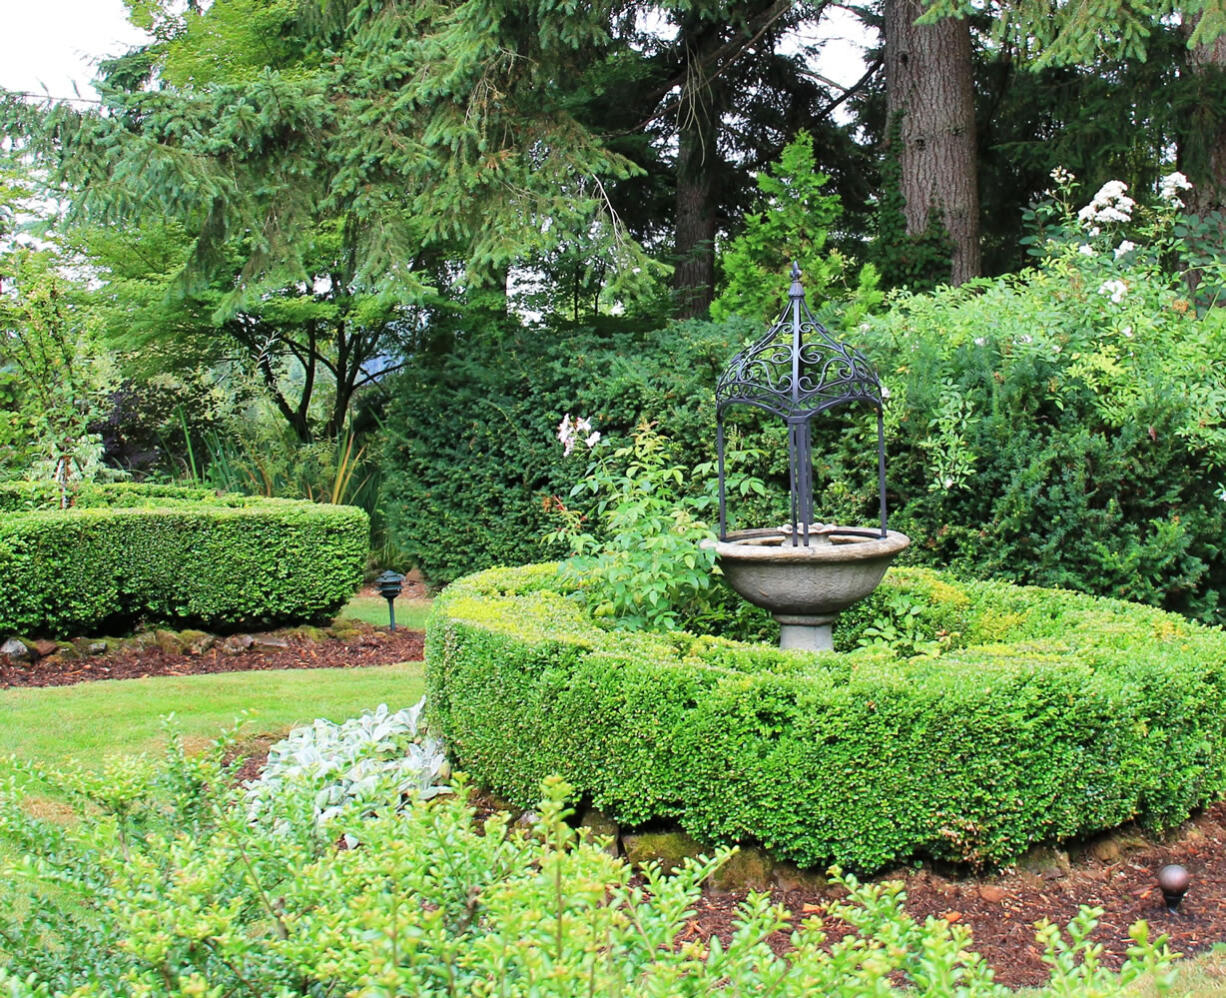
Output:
[{"xmin": 244, "ymin": 699, "xmax": 449, "ymax": 844}]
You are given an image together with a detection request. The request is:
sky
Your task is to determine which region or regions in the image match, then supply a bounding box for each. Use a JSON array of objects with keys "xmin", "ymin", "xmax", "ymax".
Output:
[
  {"xmin": 0, "ymin": 1, "xmax": 872, "ymax": 102},
  {"xmin": 0, "ymin": 0, "xmax": 150, "ymax": 102}
]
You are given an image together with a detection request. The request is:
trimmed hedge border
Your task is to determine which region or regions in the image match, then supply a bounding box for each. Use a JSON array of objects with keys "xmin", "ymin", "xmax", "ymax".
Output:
[
  {"xmin": 0, "ymin": 484, "xmax": 368, "ymax": 636},
  {"xmin": 426, "ymin": 563, "xmax": 1226, "ymax": 872}
]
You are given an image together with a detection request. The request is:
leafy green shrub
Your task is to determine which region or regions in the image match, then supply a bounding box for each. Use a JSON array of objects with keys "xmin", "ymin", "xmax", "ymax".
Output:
[
  {"xmin": 0, "ymin": 731, "xmax": 1174, "ymax": 996},
  {"xmin": 0, "ymin": 484, "xmax": 367, "ymax": 635},
  {"xmin": 826, "ymin": 171, "xmax": 1226, "ymax": 623},
  {"xmin": 545, "ymin": 421, "xmax": 736, "ymax": 631},
  {"xmin": 427, "ymin": 562, "xmax": 1226, "ymax": 873}
]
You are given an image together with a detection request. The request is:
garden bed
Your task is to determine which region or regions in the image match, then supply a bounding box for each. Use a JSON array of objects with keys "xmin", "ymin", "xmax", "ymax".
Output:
[
  {"xmin": 673, "ymin": 802, "xmax": 1226, "ymax": 989},
  {"xmin": 0, "ymin": 618, "xmax": 424, "ymax": 688}
]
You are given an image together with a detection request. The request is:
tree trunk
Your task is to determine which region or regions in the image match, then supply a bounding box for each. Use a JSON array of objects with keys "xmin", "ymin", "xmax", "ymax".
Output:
[
  {"xmin": 674, "ymin": 112, "xmax": 719, "ymax": 318},
  {"xmin": 884, "ymin": 0, "xmax": 981, "ymax": 285},
  {"xmin": 672, "ymin": 18, "xmax": 728, "ymax": 319},
  {"xmin": 1181, "ymin": 19, "xmax": 1226, "ymax": 216}
]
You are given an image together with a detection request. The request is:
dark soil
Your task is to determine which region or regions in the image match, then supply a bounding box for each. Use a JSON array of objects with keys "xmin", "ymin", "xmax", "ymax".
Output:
[
  {"xmin": 4, "ymin": 610, "xmax": 1222, "ymax": 988},
  {"xmin": 469, "ymin": 796, "xmax": 1226, "ymax": 988}
]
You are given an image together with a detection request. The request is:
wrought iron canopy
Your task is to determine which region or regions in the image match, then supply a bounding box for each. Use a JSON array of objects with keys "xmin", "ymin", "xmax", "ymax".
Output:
[
  {"xmin": 715, "ymin": 263, "xmax": 890, "ymax": 544},
  {"xmin": 716, "ymin": 263, "xmax": 883, "ymax": 419}
]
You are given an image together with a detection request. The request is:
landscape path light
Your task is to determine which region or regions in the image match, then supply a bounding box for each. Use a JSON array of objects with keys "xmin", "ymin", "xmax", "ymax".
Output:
[
  {"xmin": 375, "ymin": 570, "xmax": 405, "ymax": 631},
  {"xmin": 1157, "ymin": 863, "xmax": 1190, "ymax": 914}
]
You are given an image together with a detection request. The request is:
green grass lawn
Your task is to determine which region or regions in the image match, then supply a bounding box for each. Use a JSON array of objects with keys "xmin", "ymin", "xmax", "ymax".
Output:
[
  {"xmin": 337, "ymin": 594, "xmax": 432, "ymax": 630},
  {"xmin": 0, "ymin": 588, "xmax": 433, "ymax": 773},
  {"xmin": 0, "ymin": 661, "xmax": 425, "ymax": 770}
]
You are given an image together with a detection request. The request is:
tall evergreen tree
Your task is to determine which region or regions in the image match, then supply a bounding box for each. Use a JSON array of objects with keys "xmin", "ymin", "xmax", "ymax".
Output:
[{"xmin": 883, "ymin": 0, "xmax": 980, "ymax": 284}]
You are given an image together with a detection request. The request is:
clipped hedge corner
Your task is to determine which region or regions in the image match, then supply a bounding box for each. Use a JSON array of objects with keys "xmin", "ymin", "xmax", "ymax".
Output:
[
  {"xmin": 426, "ymin": 563, "xmax": 1226, "ymax": 873},
  {"xmin": 0, "ymin": 483, "xmax": 368, "ymax": 636}
]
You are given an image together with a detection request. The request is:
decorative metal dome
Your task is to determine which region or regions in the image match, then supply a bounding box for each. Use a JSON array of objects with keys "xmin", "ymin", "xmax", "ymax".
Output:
[{"xmin": 715, "ymin": 263, "xmax": 889, "ymax": 544}]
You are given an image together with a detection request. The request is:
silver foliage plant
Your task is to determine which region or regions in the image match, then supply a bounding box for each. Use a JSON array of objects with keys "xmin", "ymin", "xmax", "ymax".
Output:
[{"xmin": 245, "ymin": 699, "xmax": 449, "ymax": 843}]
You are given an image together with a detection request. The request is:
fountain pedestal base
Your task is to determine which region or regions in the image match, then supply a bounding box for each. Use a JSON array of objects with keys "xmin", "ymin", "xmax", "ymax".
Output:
[{"xmin": 776, "ymin": 613, "xmax": 838, "ymax": 652}]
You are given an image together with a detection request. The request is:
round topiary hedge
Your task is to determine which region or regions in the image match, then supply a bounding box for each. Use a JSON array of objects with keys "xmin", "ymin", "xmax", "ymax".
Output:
[
  {"xmin": 426, "ymin": 563, "xmax": 1226, "ymax": 873},
  {"xmin": 0, "ymin": 483, "xmax": 368, "ymax": 636}
]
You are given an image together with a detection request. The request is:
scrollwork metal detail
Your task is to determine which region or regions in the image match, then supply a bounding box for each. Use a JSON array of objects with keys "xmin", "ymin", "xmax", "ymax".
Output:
[{"xmin": 715, "ymin": 263, "xmax": 890, "ymax": 544}]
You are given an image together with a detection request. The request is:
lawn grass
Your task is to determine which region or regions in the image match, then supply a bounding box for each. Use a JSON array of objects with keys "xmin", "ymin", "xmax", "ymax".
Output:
[
  {"xmin": 337, "ymin": 593, "xmax": 432, "ymax": 630},
  {"xmin": 0, "ymin": 661, "xmax": 425, "ymax": 771}
]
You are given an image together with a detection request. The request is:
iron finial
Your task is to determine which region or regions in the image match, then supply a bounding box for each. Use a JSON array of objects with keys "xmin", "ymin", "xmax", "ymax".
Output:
[{"xmin": 789, "ymin": 260, "xmax": 804, "ymax": 298}]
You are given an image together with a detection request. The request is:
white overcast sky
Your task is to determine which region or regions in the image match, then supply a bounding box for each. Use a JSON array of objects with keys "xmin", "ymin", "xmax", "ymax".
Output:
[
  {"xmin": 0, "ymin": 0, "xmax": 150, "ymax": 101},
  {"xmin": 1, "ymin": 1, "xmax": 871, "ymax": 102}
]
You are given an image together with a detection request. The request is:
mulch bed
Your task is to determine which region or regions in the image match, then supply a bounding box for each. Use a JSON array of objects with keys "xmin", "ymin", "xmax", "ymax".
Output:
[
  {"xmin": 4, "ymin": 615, "xmax": 1223, "ymax": 987},
  {"xmin": 685, "ymin": 815, "xmax": 1225, "ymax": 989},
  {"xmin": 0, "ymin": 620, "xmax": 424, "ymax": 689}
]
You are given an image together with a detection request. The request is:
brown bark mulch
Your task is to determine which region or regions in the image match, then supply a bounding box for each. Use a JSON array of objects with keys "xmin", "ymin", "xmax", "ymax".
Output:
[
  {"xmin": 4, "ymin": 614, "xmax": 1224, "ymax": 987},
  {"xmin": 684, "ymin": 810, "xmax": 1225, "ymax": 989},
  {"xmin": 0, "ymin": 621, "xmax": 424, "ymax": 689}
]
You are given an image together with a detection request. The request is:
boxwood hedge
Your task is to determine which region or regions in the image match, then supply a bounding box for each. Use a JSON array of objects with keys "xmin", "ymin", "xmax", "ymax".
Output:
[
  {"xmin": 426, "ymin": 563, "xmax": 1226, "ymax": 872},
  {"xmin": 0, "ymin": 483, "xmax": 368, "ymax": 636}
]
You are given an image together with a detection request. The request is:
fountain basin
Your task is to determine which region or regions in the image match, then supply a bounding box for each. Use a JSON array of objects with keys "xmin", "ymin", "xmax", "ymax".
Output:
[{"xmin": 705, "ymin": 526, "xmax": 911, "ymax": 652}]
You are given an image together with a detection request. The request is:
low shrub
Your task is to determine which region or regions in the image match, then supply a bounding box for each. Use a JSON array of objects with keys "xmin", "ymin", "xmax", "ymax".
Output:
[
  {"xmin": 0, "ymin": 722, "xmax": 1173, "ymax": 996},
  {"xmin": 0, "ymin": 483, "xmax": 367, "ymax": 636},
  {"xmin": 427, "ymin": 562, "xmax": 1226, "ymax": 873}
]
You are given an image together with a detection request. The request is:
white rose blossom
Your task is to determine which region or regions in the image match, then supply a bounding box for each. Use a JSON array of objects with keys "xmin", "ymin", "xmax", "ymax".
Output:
[
  {"xmin": 1098, "ymin": 279, "xmax": 1128, "ymax": 304},
  {"xmin": 1077, "ymin": 181, "xmax": 1135, "ymax": 227}
]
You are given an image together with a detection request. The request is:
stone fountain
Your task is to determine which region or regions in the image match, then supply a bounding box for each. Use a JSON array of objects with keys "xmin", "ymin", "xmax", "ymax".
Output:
[{"xmin": 706, "ymin": 264, "xmax": 910, "ymax": 652}]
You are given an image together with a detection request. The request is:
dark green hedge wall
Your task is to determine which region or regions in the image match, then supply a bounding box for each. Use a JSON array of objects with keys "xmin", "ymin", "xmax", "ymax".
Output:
[
  {"xmin": 380, "ymin": 317, "xmax": 773, "ymax": 587},
  {"xmin": 426, "ymin": 563, "xmax": 1226, "ymax": 873},
  {"xmin": 0, "ymin": 486, "xmax": 367, "ymax": 636},
  {"xmin": 382, "ymin": 298, "xmax": 1226, "ymax": 623}
]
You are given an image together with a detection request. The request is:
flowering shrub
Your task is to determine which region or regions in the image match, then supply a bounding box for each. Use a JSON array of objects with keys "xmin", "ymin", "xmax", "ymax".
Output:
[
  {"xmin": 819, "ymin": 168, "xmax": 1226, "ymax": 622},
  {"xmin": 545, "ymin": 420, "xmax": 723, "ymax": 631}
]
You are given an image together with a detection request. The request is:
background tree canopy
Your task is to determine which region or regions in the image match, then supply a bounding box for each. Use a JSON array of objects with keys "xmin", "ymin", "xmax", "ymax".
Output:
[{"xmin": 2, "ymin": 0, "xmax": 1225, "ymax": 622}]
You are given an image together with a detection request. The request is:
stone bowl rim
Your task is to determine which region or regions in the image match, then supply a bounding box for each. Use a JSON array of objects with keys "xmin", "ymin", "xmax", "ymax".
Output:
[{"xmin": 703, "ymin": 526, "xmax": 911, "ymax": 563}]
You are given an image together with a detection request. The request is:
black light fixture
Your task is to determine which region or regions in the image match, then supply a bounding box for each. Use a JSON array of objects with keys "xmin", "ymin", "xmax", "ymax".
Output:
[
  {"xmin": 1157, "ymin": 864, "xmax": 1190, "ymax": 914},
  {"xmin": 375, "ymin": 570, "xmax": 405, "ymax": 631}
]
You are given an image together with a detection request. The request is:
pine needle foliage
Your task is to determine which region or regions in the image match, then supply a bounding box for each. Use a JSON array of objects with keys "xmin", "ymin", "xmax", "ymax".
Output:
[{"xmin": 3, "ymin": 0, "xmax": 651, "ymax": 310}]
